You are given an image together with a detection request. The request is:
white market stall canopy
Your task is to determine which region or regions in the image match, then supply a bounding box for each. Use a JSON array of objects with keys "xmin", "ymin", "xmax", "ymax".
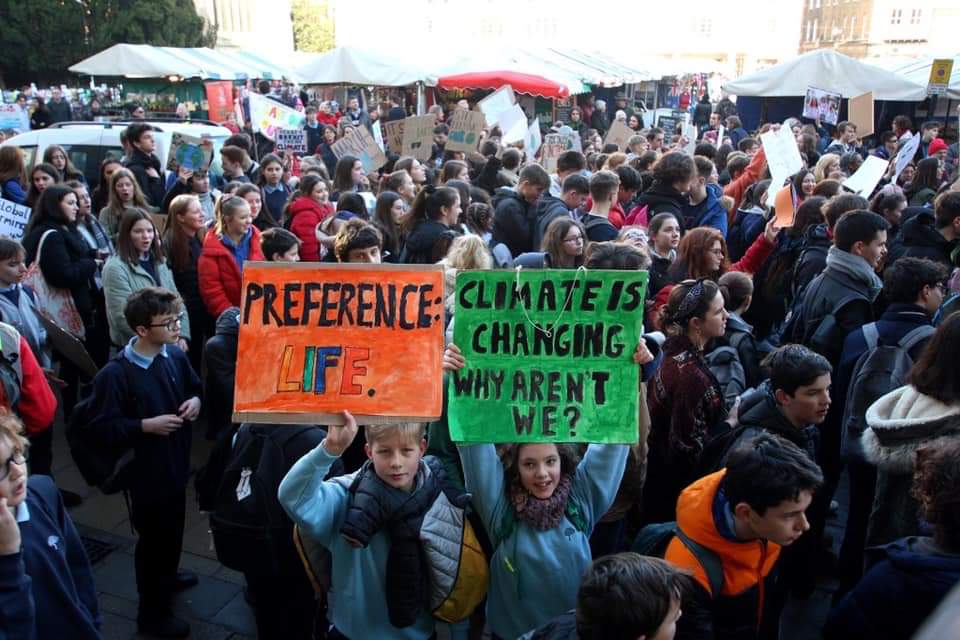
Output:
[
  {"xmin": 723, "ymin": 49, "xmax": 928, "ymax": 102},
  {"xmin": 295, "ymin": 46, "xmax": 433, "ymax": 86},
  {"xmin": 888, "ymin": 55, "xmax": 960, "ymax": 100},
  {"xmin": 69, "ymin": 43, "xmax": 305, "ymax": 82}
]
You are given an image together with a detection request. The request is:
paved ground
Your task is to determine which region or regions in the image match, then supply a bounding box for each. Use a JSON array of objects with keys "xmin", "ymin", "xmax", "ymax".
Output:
[{"xmin": 48, "ymin": 418, "xmax": 846, "ymax": 639}]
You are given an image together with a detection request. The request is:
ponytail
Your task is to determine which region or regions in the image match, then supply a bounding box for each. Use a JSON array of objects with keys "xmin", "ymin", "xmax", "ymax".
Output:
[
  {"xmin": 215, "ymin": 195, "xmax": 250, "ymax": 235},
  {"xmin": 400, "ymin": 185, "xmax": 457, "ymax": 235}
]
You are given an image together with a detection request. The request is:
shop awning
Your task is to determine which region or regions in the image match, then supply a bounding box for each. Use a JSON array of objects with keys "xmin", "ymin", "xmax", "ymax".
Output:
[{"xmin": 437, "ymin": 71, "xmax": 576, "ymax": 99}]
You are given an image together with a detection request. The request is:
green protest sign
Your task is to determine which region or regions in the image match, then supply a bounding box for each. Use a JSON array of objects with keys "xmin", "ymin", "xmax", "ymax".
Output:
[{"xmin": 448, "ymin": 269, "xmax": 647, "ymax": 444}]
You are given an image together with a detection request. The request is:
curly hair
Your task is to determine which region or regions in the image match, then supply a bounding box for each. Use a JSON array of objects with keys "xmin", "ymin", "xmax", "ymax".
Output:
[
  {"xmin": 500, "ymin": 443, "xmax": 581, "ymax": 494},
  {"xmin": 912, "ymin": 440, "xmax": 960, "ymax": 551}
]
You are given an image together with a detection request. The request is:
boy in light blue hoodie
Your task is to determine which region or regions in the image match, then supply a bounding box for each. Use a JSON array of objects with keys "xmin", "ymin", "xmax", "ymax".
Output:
[{"xmin": 278, "ymin": 412, "xmax": 470, "ymax": 640}]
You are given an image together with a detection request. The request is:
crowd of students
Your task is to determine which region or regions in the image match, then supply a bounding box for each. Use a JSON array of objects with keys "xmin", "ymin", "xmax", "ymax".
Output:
[{"xmin": 0, "ymin": 83, "xmax": 959, "ymax": 640}]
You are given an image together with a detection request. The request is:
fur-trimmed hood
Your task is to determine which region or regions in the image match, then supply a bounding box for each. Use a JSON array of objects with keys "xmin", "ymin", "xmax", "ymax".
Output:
[{"xmin": 862, "ymin": 385, "xmax": 960, "ymax": 473}]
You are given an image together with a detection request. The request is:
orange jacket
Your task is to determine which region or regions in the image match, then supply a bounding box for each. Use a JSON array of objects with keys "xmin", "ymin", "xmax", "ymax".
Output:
[{"xmin": 666, "ymin": 470, "xmax": 781, "ymax": 639}]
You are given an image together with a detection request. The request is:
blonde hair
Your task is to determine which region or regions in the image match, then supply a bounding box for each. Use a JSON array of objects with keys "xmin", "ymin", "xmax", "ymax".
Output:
[
  {"xmin": 364, "ymin": 423, "xmax": 426, "ymax": 445},
  {"xmin": 444, "ymin": 235, "xmax": 492, "ymax": 271},
  {"xmin": 0, "ymin": 411, "xmax": 28, "ymax": 453},
  {"xmin": 814, "ymin": 153, "xmax": 840, "ymax": 183},
  {"xmin": 603, "ymin": 152, "xmax": 629, "ymax": 171}
]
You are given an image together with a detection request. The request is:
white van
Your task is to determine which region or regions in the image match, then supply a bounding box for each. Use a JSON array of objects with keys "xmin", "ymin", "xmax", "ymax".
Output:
[{"xmin": 1, "ymin": 119, "xmax": 233, "ymax": 190}]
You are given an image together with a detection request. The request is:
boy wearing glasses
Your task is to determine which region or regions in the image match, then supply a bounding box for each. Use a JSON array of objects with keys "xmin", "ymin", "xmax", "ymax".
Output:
[
  {"xmin": 86, "ymin": 287, "xmax": 201, "ymax": 638},
  {"xmin": 0, "ymin": 412, "xmax": 101, "ymax": 639}
]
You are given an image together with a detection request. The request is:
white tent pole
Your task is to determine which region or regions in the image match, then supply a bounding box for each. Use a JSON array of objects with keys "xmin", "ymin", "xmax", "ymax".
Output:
[{"xmin": 417, "ymin": 82, "xmax": 424, "ymax": 115}]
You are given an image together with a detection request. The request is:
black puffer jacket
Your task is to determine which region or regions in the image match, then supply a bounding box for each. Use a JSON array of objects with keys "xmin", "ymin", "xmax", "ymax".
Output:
[
  {"xmin": 723, "ymin": 383, "xmax": 820, "ymax": 465},
  {"xmin": 123, "ymin": 148, "xmax": 165, "ymax": 207},
  {"xmin": 887, "ymin": 208, "xmax": 957, "ymax": 271},
  {"xmin": 401, "ymin": 219, "xmax": 454, "ymax": 264},
  {"xmin": 792, "ymin": 222, "xmax": 831, "ymax": 300},
  {"xmin": 633, "ymin": 181, "xmax": 686, "ymax": 224},
  {"xmin": 340, "ymin": 456, "xmax": 445, "ymax": 628},
  {"xmin": 203, "ymin": 307, "xmax": 239, "ymax": 439},
  {"xmin": 492, "ymin": 187, "xmax": 537, "ymax": 258},
  {"xmin": 532, "ymin": 193, "xmax": 572, "ymax": 251}
]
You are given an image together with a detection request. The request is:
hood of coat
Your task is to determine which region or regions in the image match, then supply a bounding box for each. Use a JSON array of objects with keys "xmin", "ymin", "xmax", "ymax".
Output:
[
  {"xmin": 215, "ymin": 307, "xmax": 240, "ymax": 336},
  {"xmin": 899, "ymin": 209, "xmax": 951, "ymax": 252},
  {"xmin": 288, "ymin": 195, "xmax": 326, "ymax": 219},
  {"xmin": 863, "ymin": 385, "xmax": 960, "ymax": 473}
]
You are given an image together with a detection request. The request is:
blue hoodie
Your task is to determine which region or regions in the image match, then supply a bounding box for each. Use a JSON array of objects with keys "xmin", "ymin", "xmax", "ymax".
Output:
[
  {"xmin": 682, "ymin": 182, "xmax": 727, "ymax": 236},
  {"xmin": 824, "ymin": 536, "xmax": 960, "ymax": 640},
  {"xmin": 458, "ymin": 442, "xmax": 628, "ymax": 639},
  {"xmin": 277, "ymin": 443, "xmax": 468, "ymax": 640}
]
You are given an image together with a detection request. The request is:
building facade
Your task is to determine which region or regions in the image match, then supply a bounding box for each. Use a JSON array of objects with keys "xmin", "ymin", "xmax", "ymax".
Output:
[{"xmin": 192, "ymin": 0, "xmax": 295, "ymax": 53}]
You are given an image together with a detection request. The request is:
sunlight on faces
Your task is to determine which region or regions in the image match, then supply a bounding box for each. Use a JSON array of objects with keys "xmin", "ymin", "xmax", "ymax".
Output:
[
  {"xmin": 347, "ymin": 245, "xmax": 381, "ymax": 264},
  {"xmin": 775, "ymin": 374, "xmax": 832, "ymax": 427},
  {"xmin": 365, "ymin": 429, "xmax": 426, "ymax": 493},
  {"xmin": 0, "ymin": 434, "xmax": 28, "ymax": 509},
  {"xmin": 518, "ymin": 443, "xmax": 561, "ymax": 500},
  {"xmin": 737, "ymin": 491, "xmax": 814, "ymax": 547}
]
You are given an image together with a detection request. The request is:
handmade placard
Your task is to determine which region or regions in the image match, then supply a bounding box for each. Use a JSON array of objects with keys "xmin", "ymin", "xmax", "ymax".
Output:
[
  {"xmin": 448, "ymin": 269, "xmax": 647, "ymax": 443},
  {"xmin": 233, "ymin": 262, "xmax": 445, "ymax": 424}
]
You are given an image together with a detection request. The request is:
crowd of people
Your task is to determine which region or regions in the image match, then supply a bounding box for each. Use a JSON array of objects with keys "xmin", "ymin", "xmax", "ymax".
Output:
[{"xmin": 0, "ymin": 78, "xmax": 959, "ymax": 640}]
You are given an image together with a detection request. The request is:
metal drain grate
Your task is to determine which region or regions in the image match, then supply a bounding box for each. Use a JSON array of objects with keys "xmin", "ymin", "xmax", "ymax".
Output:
[{"xmin": 80, "ymin": 535, "xmax": 119, "ymax": 566}]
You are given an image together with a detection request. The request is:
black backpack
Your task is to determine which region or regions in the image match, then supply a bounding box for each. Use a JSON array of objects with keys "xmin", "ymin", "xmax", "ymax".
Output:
[
  {"xmin": 726, "ymin": 208, "xmax": 766, "ymax": 262},
  {"xmin": 65, "ymin": 359, "xmax": 140, "ymax": 495},
  {"xmin": 704, "ymin": 341, "xmax": 747, "ymax": 410},
  {"xmin": 206, "ymin": 423, "xmax": 327, "ymax": 576},
  {"xmin": 841, "ymin": 323, "xmax": 934, "ymax": 463}
]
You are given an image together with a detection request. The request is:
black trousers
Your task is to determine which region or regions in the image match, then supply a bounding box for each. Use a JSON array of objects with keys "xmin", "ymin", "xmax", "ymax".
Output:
[
  {"xmin": 129, "ymin": 489, "xmax": 187, "ymax": 618},
  {"xmin": 27, "ymin": 427, "xmax": 53, "ymax": 477},
  {"xmin": 835, "ymin": 459, "xmax": 877, "ymax": 600},
  {"xmin": 244, "ymin": 571, "xmax": 318, "ymax": 640}
]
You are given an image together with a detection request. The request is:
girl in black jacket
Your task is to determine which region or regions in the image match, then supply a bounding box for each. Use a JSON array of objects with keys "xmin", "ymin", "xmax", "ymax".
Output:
[{"xmin": 399, "ymin": 185, "xmax": 461, "ymax": 264}]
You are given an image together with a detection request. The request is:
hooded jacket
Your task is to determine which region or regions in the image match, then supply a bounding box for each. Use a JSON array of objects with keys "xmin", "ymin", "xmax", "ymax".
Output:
[
  {"xmin": 824, "ymin": 536, "xmax": 960, "ymax": 640},
  {"xmin": 532, "ymin": 194, "xmax": 573, "ymax": 251},
  {"xmin": 203, "ymin": 308, "xmax": 240, "ymax": 439},
  {"xmin": 123, "ymin": 147, "xmax": 165, "ymax": 207},
  {"xmin": 682, "ymin": 182, "xmax": 728, "ymax": 236},
  {"xmin": 667, "ymin": 470, "xmax": 780, "ymax": 640},
  {"xmin": 887, "ymin": 208, "xmax": 957, "ymax": 272},
  {"xmin": 401, "ymin": 219, "xmax": 453, "ymax": 264},
  {"xmin": 286, "ymin": 196, "xmax": 333, "ymax": 261},
  {"xmin": 633, "ymin": 181, "xmax": 686, "ymax": 223},
  {"xmin": 862, "ymin": 385, "xmax": 960, "ymax": 548},
  {"xmin": 722, "ymin": 383, "xmax": 819, "ymax": 465},
  {"xmin": 722, "ymin": 312, "xmax": 763, "ymax": 390},
  {"xmin": 492, "ymin": 187, "xmax": 537, "ymax": 258},
  {"xmin": 791, "ymin": 222, "xmax": 831, "ymax": 299},
  {"xmin": 198, "ymin": 226, "xmax": 264, "ymax": 317}
]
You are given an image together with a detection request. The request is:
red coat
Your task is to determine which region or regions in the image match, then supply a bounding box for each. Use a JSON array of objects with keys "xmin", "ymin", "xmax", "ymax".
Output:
[
  {"xmin": 198, "ymin": 226, "xmax": 264, "ymax": 318},
  {"xmin": 287, "ymin": 196, "xmax": 333, "ymax": 261},
  {"xmin": 3, "ymin": 335, "xmax": 56, "ymax": 435}
]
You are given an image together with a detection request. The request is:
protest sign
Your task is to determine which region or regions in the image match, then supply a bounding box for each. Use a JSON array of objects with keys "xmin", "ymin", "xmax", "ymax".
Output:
[
  {"xmin": 525, "ymin": 120, "xmax": 542, "ymax": 158},
  {"xmin": 383, "ymin": 119, "xmax": 405, "ymax": 154},
  {"xmin": 275, "ymin": 128, "xmax": 308, "ymax": 153},
  {"xmin": 848, "ymin": 92, "xmax": 874, "ymax": 138},
  {"xmin": 772, "ymin": 185, "xmax": 796, "ymax": 227},
  {"xmin": 478, "ymin": 85, "xmax": 516, "ymax": 126},
  {"xmin": 371, "ymin": 119, "xmax": 385, "ymax": 152},
  {"xmin": 843, "ymin": 155, "xmax": 889, "ymax": 197},
  {"xmin": 927, "ymin": 59, "xmax": 954, "ymax": 96},
  {"xmin": 682, "ymin": 123, "xmax": 698, "ymax": 155},
  {"xmin": 167, "ymin": 132, "xmax": 213, "ymax": 172},
  {"xmin": 540, "ymin": 133, "xmax": 574, "ymax": 173},
  {"xmin": 233, "ymin": 262, "xmax": 445, "ymax": 424},
  {"xmin": 604, "ymin": 120, "xmax": 634, "ymax": 151},
  {"xmin": 761, "ymin": 126, "xmax": 804, "ymax": 207},
  {"xmin": 204, "ymin": 81, "xmax": 234, "ymax": 123},
  {"xmin": 0, "ymin": 103, "xmax": 28, "ymax": 131},
  {"xmin": 448, "ymin": 269, "xmax": 647, "ymax": 443},
  {"xmin": 0, "ymin": 198, "xmax": 31, "ymax": 240},
  {"xmin": 331, "ymin": 127, "xmax": 388, "ymax": 173},
  {"xmin": 499, "ymin": 104, "xmax": 528, "ymax": 144},
  {"xmin": 401, "ymin": 115, "xmax": 436, "ymax": 161},
  {"xmin": 37, "ymin": 315, "xmax": 98, "ymax": 380},
  {"xmin": 248, "ymin": 92, "xmax": 306, "ymax": 142},
  {"xmin": 893, "ymin": 132, "xmax": 921, "ymax": 183},
  {"xmin": 802, "ymin": 87, "xmax": 841, "ymax": 126},
  {"xmin": 446, "ymin": 108, "xmax": 486, "ymax": 153}
]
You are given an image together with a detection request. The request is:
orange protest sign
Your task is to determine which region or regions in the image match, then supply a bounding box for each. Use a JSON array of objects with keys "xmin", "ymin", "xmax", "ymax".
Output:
[
  {"xmin": 773, "ymin": 184, "xmax": 796, "ymax": 227},
  {"xmin": 233, "ymin": 262, "xmax": 445, "ymax": 425}
]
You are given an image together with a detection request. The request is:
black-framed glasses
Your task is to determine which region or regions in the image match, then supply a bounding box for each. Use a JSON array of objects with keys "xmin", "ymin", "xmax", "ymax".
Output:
[
  {"xmin": 0, "ymin": 450, "xmax": 28, "ymax": 482},
  {"xmin": 149, "ymin": 311, "xmax": 185, "ymax": 331}
]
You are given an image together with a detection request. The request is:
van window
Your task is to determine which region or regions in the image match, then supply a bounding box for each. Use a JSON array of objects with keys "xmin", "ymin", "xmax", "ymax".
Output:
[
  {"xmin": 19, "ymin": 146, "xmax": 37, "ymax": 168},
  {"xmin": 60, "ymin": 145, "xmax": 99, "ymax": 183}
]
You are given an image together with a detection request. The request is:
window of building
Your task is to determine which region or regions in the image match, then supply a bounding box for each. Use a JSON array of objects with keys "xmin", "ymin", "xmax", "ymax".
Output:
[
  {"xmin": 891, "ymin": 9, "xmax": 901, "ymax": 24},
  {"xmin": 813, "ymin": 18, "xmax": 819, "ymax": 39},
  {"xmin": 699, "ymin": 18, "xmax": 713, "ymax": 36},
  {"xmin": 910, "ymin": 9, "xmax": 922, "ymax": 24},
  {"xmin": 850, "ymin": 15, "xmax": 856, "ymax": 37}
]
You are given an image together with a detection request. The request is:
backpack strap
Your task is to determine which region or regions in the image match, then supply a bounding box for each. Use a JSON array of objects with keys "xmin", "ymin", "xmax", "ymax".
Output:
[
  {"xmin": 674, "ymin": 526, "xmax": 724, "ymax": 598},
  {"xmin": 896, "ymin": 324, "xmax": 935, "ymax": 352},
  {"xmin": 861, "ymin": 323, "xmax": 880, "ymax": 351}
]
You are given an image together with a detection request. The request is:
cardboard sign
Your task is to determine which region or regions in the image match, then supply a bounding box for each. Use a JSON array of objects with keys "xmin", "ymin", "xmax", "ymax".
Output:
[
  {"xmin": 478, "ymin": 85, "xmax": 516, "ymax": 127},
  {"xmin": 276, "ymin": 128, "xmax": 308, "ymax": 153},
  {"xmin": 0, "ymin": 198, "xmax": 32, "ymax": 240},
  {"xmin": 331, "ymin": 127, "xmax": 388, "ymax": 173},
  {"xmin": 802, "ymin": 86, "xmax": 841, "ymax": 126},
  {"xmin": 233, "ymin": 262, "xmax": 445, "ymax": 424},
  {"xmin": 927, "ymin": 59, "xmax": 954, "ymax": 96},
  {"xmin": 448, "ymin": 269, "xmax": 647, "ymax": 444},
  {"xmin": 446, "ymin": 108, "xmax": 486, "ymax": 153},
  {"xmin": 848, "ymin": 92, "xmax": 874, "ymax": 138},
  {"xmin": 167, "ymin": 132, "xmax": 213, "ymax": 172},
  {"xmin": 401, "ymin": 115, "xmax": 435, "ymax": 161},
  {"xmin": 603, "ymin": 120, "xmax": 634, "ymax": 151},
  {"xmin": 248, "ymin": 92, "xmax": 306, "ymax": 142},
  {"xmin": 772, "ymin": 184, "xmax": 796, "ymax": 227},
  {"xmin": 843, "ymin": 155, "xmax": 889, "ymax": 197},
  {"xmin": 893, "ymin": 132, "xmax": 922, "ymax": 183},
  {"xmin": 383, "ymin": 119, "xmax": 405, "ymax": 155},
  {"xmin": 761, "ymin": 126, "xmax": 804, "ymax": 207},
  {"xmin": 498, "ymin": 104, "xmax": 528, "ymax": 144}
]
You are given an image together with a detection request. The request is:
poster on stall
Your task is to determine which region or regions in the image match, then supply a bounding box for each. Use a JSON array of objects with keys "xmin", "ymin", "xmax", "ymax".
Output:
[
  {"xmin": 204, "ymin": 81, "xmax": 234, "ymax": 123},
  {"xmin": 331, "ymin": 127, "xmax": 388, "ymax": 173},
  {"xmin": 248, "ymin": 92, "xmax": 305, "ymax": 141},
  {"xmin": 927, "ymin": 59, "xmax": 954, "ymax": 96},
  {"xmin": 233, "ymin": 262, "xmax": 445, "ymax": 424},
  {"xmin": 802, "ymin": 87, "xmax": 841, "ymax": 126}
]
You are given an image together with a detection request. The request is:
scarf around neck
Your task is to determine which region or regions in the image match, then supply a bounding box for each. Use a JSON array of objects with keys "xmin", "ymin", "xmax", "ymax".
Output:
[
  {"xmin": 825, "ymin": 245, "xmax": 883, "ymax": 301},
  {"xmin": 509, "ymin": 474, "xmax": 573, "ymax": 531}
]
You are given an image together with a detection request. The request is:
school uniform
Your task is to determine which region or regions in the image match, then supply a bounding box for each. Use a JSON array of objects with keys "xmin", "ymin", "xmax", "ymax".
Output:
[{"xmin": 261, "ymin": 183, "xmax": 292, "ymax": 226}]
